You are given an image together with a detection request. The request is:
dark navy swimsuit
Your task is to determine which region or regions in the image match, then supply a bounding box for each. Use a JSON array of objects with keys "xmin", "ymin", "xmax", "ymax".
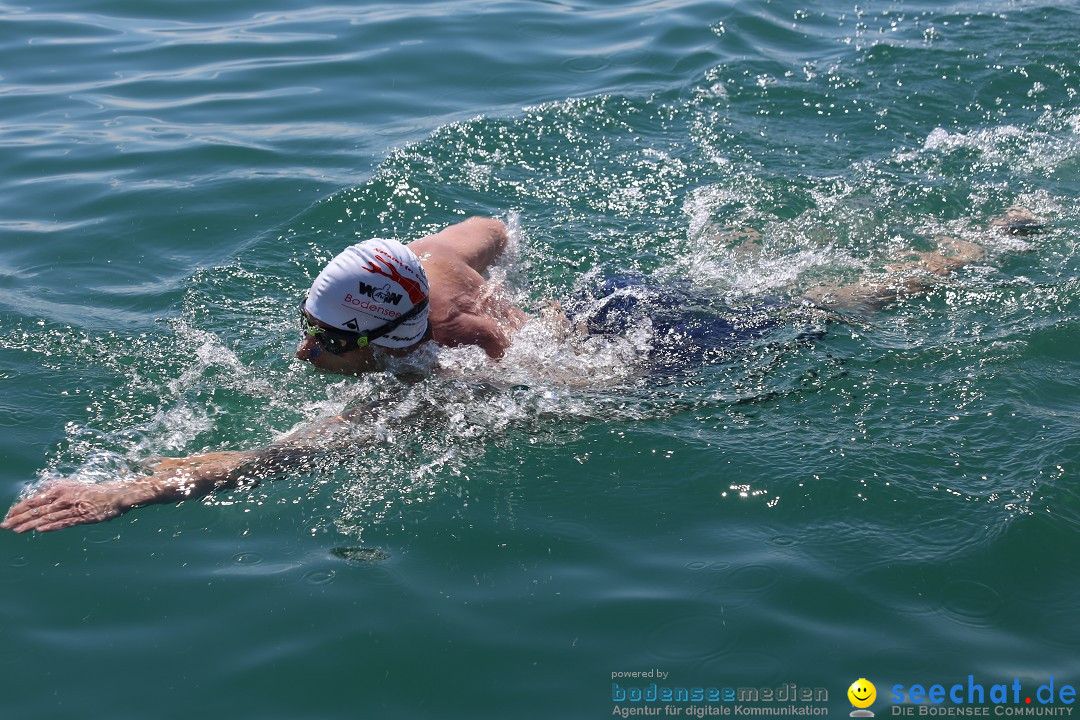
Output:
[{"xmin": 565, "ymin": 273, "xmax": 826, "ymax": 374}]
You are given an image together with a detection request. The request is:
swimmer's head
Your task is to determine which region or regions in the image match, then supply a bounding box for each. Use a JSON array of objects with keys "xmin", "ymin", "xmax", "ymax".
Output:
[
  {"xmin": 304, "ymin": 238, "xmax": 430, "ymax": 348},
  {"xmin": 297, "ymin": 239, "xmax": 430, "ymax": 373}
]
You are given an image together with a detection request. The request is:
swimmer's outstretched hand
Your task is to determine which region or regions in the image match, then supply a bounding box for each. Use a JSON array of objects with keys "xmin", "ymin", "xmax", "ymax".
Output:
[
  {"xmin": 2, "ymin": 451, "xmax": 258, "ymax": 533},
  {"xmin": 2, "ymin": 480, "xmax": 147, "ymax": 533}
]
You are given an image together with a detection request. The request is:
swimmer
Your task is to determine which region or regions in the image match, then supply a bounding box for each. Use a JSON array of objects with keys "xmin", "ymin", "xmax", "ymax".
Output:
[
  {"xmin": 2, "ymin": 216, "xmax": 525, "ymax": 533},
  {"xmin": 296, "ymin": 216, "xmax": 525, "ymax": 374},
  {"xmin": 1, "ymin": 209, "xmax": 1043, "ymax": 533}
]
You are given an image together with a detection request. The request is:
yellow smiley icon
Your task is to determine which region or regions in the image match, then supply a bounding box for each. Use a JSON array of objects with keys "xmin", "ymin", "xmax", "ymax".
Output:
[{"xmin": 848, "ymin": 678, "xmax": 876, "ymax": 709}]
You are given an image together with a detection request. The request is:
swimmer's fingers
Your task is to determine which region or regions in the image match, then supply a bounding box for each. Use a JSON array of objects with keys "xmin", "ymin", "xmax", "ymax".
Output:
[
  {"xmin": 3, "ymin": 487, "xmax": 74, "ymax": 532},
  {"xmin": 2, "ymin": 486, "xmax": 61, "ymax": 527},
  {"xmin": 2, "ymin": 483, "xmax": 126, "ymax": 533}
]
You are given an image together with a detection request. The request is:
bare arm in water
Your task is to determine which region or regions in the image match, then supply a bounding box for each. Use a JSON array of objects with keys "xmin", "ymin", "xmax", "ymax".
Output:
[
  {"xmin": 802, "ymin": 207, "xmax": 1043, "ymax": 312},
  {"xmin": 1, "ymin": 406, "xmax": 371, "ymax": 534}
]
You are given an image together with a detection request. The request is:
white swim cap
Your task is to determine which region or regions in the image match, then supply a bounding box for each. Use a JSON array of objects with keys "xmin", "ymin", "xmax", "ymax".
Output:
[{"xmin": 305, "ymin": 238, "xmax": 430, "ymax": 348}]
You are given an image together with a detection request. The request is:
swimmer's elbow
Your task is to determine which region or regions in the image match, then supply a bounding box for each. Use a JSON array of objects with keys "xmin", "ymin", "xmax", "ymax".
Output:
[
  {"xmin": 466, "ymin": 216, "xmax": 510, "ymax": 257},
  {"xmin": 465, "ymin": 215, "xmax": 508, "ymax": 237},
  {"xmin": 483, "ymin": 337, "xmax": 510, "ymax": 359}
]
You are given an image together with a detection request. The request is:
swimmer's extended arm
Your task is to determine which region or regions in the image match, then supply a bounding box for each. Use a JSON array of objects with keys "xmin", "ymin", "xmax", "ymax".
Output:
[
  {"xmin": 0, "ymin": 451, "xmax": 262, "ymax": 533},
  {"xmin": 802, "ymin": 240, "xmax": 982, "ymax": 311},
  {"xmin": 803, "ymin": 207, "xmax": 1043, "ymax": 313},
  {"xmin": 1, "ymin": 407, "xmax": 369, "ymax": 534}
]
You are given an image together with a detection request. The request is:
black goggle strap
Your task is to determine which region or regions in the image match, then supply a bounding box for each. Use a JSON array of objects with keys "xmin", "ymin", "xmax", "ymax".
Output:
[
  {"xmin": 363, "ymin": 298, "xmax": 429, "ymax": 346},
  {"xmin": 300, "ymin": 298, "xmax": 429, "ymax": 350}
]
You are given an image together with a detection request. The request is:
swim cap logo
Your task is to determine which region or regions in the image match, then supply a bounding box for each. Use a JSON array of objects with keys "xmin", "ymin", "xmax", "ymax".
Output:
[
  {"xmin": 356, "ymin": 281, "xmax": 403, "ymax": 306},
  {"xmin": 362, "ymin": 253, "xmax": 427, "ymax": 305}
]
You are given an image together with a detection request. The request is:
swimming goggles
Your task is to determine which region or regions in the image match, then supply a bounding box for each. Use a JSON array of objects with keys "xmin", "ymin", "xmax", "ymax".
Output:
[{"xmin": 299, "ymin": 298, "xmax": 429, "ymax": 354}]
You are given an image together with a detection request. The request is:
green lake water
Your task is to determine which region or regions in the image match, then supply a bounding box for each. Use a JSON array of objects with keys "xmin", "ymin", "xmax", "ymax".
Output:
[{"xmin": 1, "ymin": 1, "xmax": 1078, "ymax": 718}]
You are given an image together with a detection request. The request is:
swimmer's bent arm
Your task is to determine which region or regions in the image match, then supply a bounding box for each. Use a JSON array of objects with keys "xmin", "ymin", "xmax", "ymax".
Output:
[
  {"xmin": 416, "ymin": 216, "xmax": 510, "ymax": 273},
  {"xmin": 1, "ymin": 407, "xmax": 368, "ymax": 534}
]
